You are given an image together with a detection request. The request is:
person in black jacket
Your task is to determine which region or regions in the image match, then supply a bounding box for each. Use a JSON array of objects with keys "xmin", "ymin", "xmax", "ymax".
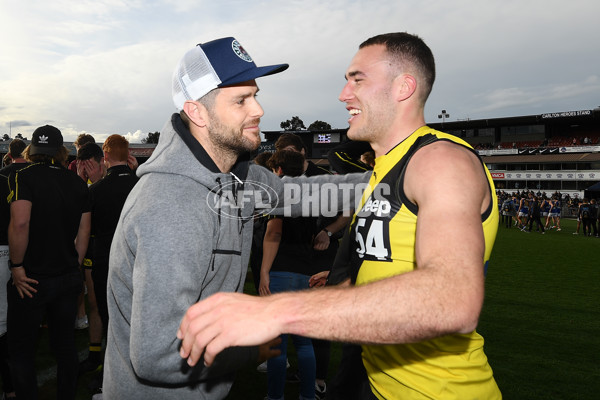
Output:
[
  {"xmin": 7, "ymin": 125, "xmax": 90, "ymax": 400},
  {"xmin": 527, "ymin": 196, "xmax": 545, "ymax": 233}
]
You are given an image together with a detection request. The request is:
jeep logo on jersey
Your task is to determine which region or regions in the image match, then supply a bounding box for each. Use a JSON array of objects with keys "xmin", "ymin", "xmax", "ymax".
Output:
[
  {"xmin": 360, "ymin": 198, "xmax": 391, "ymax": 217},
  {"xmin": 206, "ymin": 180, "xmax": 278, "ymax": 219}
]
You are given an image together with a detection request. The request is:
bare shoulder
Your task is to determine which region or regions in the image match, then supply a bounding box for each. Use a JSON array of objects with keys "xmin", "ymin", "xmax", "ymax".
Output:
[{"xmin": 404, "ymin": 140, "xmax": 489, "ymax": 210}]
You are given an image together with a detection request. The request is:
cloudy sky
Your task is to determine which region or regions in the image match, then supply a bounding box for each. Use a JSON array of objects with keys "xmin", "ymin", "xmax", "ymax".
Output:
[{"xmin": 1, "ymin": 0, "xmax": 599, "ymax": 143}]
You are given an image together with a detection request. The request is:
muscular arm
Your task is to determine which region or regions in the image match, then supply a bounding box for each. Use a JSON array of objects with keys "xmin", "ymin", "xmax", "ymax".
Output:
[{"xmin": 177, "ymin": 142, "xmax": 491, "ymax": 365}]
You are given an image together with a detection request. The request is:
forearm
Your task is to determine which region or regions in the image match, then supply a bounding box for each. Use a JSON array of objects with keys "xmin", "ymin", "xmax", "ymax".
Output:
[
  {"xmin": 75, "ymin": 213, "xmax": 91, "ymax": 266},
  {"xmin": 273, "ymin": 267, "xmax": 482, "ymax": 344},
  {"xmin": 260, "ymin": 237, "xmax": 280, "ymax": 276},
  {"xmin": 8, "ymin": 223, "xmax": 29, "ymax": 262}
]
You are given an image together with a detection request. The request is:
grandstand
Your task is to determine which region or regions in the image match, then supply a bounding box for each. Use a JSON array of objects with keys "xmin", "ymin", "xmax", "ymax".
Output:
[
  {"xmin": 262, "ymin": 107, "xmax": 600, "ymax": 199},
  {"xmin": 432, "ymin": 108, "xmax": 600, "ymax": 198},
  {"xmin": 3, "ymin": 107, "xmax": 599, "ymax": 199}
]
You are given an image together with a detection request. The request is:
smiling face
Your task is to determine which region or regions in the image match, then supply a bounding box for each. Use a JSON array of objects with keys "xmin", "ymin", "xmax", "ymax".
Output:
[
  {"xmin": 339, "ymin": 44, "xmax": 397, "ymax": 143},
  {"xmin": 206, "ymin": 80, "xmax": 264, "ymax": 154}
]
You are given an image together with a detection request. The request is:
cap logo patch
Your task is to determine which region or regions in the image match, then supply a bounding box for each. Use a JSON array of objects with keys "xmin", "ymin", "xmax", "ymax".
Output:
[
  {"xmin": 232, "ymin": 40, "xmax": 253, "ymax": 63},
  {"xmin": 38, "ymin": 135, "xmax": 49, "ymax": 144}
]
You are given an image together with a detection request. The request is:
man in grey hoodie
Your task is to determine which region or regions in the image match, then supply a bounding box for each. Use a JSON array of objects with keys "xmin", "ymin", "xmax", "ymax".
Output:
[{"xmin": 103, "ymin": 37, "xmax": 368, "ymax": 399}]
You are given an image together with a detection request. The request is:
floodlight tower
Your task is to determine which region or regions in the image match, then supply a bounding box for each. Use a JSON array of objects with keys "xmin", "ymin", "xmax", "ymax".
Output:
[{"xmin": 438, "ymin": 109, "xmax": 450, "ymax": 127}]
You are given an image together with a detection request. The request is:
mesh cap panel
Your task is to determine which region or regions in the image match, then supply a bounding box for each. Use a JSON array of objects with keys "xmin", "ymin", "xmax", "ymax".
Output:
[{"xmin": 172, "ymin": 46, "xmax": 221, "ymax": 110}]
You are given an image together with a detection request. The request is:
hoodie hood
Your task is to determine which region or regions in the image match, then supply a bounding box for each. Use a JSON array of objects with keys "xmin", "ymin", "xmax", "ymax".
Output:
[{"xmin": 137, "ymin": 113, "xmax": 250, "ymax": 189}]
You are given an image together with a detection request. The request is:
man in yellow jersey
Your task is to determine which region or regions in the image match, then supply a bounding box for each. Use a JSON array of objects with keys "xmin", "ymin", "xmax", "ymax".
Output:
[{"xmin": 177, "ymin": 32, "xmax": 502, "ymax": 399}]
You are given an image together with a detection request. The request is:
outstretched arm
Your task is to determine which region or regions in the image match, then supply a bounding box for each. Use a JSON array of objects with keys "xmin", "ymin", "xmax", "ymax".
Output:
[{"xmin": 177, "ymin": 142, "xmax": 492, "ymax": 367}]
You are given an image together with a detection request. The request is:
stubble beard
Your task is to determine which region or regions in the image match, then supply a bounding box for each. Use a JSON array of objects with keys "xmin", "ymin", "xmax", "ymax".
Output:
[{"xmin": 208, "ymin": 116, "xmax": 261, "ymax": 157}]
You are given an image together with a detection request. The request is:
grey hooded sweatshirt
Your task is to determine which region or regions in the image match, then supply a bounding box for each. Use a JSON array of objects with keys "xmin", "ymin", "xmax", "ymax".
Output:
[{"xmin": 103, "ymin": 114, "xmax": 369, "ymax": 399}]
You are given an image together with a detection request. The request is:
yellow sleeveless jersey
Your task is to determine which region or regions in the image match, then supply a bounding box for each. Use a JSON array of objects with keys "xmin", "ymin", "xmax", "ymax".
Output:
[{"xmin": 351, "ymin": 126, "xmax": 501, "ymax": 399}]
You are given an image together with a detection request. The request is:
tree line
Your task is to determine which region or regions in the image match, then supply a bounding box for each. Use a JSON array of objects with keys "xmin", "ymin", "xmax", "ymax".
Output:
[{"xmin": 1, "ymin": 116, "xmax": 332, "ymax": 144}]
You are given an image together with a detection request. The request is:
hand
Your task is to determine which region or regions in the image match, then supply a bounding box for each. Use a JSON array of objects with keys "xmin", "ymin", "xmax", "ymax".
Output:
[
  {"xmin": 313, "ymin": 230, "xmax": 331, "ymax": 251},
  {"xmin": 127, "ymin": 153, "xmax": 139, "ymax": 171},
  {"xmin": 309, "ymin": 271, "xmax": 329, "ymax": 288},
  {"xmin": 177, "ymin": 292, "xmax": 283, "ymax": 367},
  {"xmin": 258, "ymin": 273, "xmax": 271, "ymax": 296},
  {"xmin": 83, "ymin": 159, "xmax": 104, "ymax": 183},
  {"xmin": 11, "ymin": 266, "xmax": 39, "ymax": 299},
  {"xmin": 75, "ymin": 160, "xmax": 87, "ymax": 182},
  {"xmin": 257, "ymin": 337, "xmax": 282, "ymax": 364}
]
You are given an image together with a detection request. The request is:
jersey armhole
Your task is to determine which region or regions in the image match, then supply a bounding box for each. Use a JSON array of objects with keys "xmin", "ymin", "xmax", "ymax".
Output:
[{"xmin": 396, "ymin": 137, "xmax": 494, "ymax": 222}]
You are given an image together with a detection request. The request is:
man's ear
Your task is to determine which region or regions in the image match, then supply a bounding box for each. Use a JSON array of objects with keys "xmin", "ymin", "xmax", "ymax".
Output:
[
  {"xmin": 183, "ymin": 100, "xmax": 209, "ymax": 128},
  {"xmin": 394, "ymin": 73, "xmax": 417, "ymax": 102}
]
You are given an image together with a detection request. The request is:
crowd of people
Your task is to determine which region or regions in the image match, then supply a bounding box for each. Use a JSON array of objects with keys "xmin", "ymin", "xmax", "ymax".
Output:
[
  {"xmin": 1, "ymin": 130, "xmax": 138, "ymax": 399},
  {"xmin": 1, "ymin": 32, "xmax": 507, "ymax": 400},
  {"xmin": 496, "ymin": 189, "xmax": 600, "ymax": 236}
]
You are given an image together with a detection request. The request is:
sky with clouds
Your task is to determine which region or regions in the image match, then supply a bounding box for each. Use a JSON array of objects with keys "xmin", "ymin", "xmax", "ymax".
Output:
[{"xmin": 1, "ymin": 0, "xmax": 599, "ymax": 143}]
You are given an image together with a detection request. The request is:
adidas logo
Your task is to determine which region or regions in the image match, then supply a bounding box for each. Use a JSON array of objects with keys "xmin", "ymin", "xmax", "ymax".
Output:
[{"xmin": 38, "ymin": 135, "xmax": 49, "ymax": 144}]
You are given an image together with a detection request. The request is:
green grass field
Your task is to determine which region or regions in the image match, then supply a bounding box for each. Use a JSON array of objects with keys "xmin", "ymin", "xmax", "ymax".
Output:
[
  {"xmin": 478, "ymin": 218, "xmax": 600, "ymax": 400},
  {"xmin": 20, "ymin": 218, "xmax": 600, "ymax": 399}
]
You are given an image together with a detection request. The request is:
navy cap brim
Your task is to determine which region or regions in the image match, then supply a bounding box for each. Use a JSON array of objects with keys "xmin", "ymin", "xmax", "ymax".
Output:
[{"xmin": 219, "ymin": 63, "xmax": 289, "ymax": 87}]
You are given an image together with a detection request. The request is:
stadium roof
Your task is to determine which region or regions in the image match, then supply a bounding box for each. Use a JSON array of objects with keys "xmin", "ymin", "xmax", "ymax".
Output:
[{"xmin": 482, "ymin": 152, "xmax": 600, "ymax": 163}]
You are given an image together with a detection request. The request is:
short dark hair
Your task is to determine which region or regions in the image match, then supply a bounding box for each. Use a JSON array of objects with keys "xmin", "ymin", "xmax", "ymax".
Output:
[
  {"xmin": 8, "ymin": 138, "xmax": 27, "ymax": 158},
  {"xmin": 77, "ymin": 142, "xmax": 104, "ymax": 162},
  {"xmin": 253, "ymin": 151, "xmax": 273, "ymax": 168},
  {"xmin": 180, "ymin": 88, "xmax": 221, "ymax": 128},
  {"xmin": 360, "ymin": 32, "xmax": 436, "ymax": 103},
  {"xmin": 74, "ymin": 133, "xmax": 96, "ymax": 147},
  {"xmin": 361, "ymin": 151, "xmax": 375, "ymax": 166},
  {"xmin": 267, "ymin": 150, "xmax": 305, "ymax": 177},
  {"xmin": 274, "ymin": 133, "xmax": 305, "ymax": 152}
]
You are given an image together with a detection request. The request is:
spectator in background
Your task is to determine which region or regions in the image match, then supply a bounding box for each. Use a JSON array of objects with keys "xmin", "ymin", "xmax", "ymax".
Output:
[
  {"xmin": 545, "ymin": 196, "xmax": 562, "ymax": 231},
  {"xmin": 260, "ymin": 149, "xmax": 317, "ymax": 400},
  {"xmin": 517, "ymin": 194, "xmax": 529, "ymax": 230},
  {"xmin": 68, "ymin": 133, "xmax": 96, "ymax": 173},
  {"xmin": 501, "ymin": 195, "xmax": 516, "ymax": 228},
  {"xmin": 540, "ymin": 196, "xmax": 551, "ymax": 226},
  {"xmin": 75, "ymin": 143, "xmax": 105, "ymax": 378},
  {"xmin": 589, "ymin": 199, "xmax": 598, "ymax": 237},
  {"xmin": 573, "ymin": 201, "xmax": 583, "ymax": 235},
  {"xmin": 0, "ymin": 138, "xmax": 28, "ymax": 400},
  {"xmin": 252, "ymin": 151, "xmax": 273, "ymax": 169},
  {"xmin": 70, "ymin": 136, "xmax": 98, "ymax": 330},
  {"xmin": 360, "ymin": 150, "xmax": 375, "ymax": 168},
  {"xmin": 86, "ymin": 134, "xmax": 139, "ymax": 393},
  {"xmin": 327, "ymin": 139, "xmax": 373, "ymax": 174},
  {"xmin": 579, "ymin": 199, "xmax": 594, "ymax": 237},
  {"xmin": 275, "ymin": 133, "xmax": 351, "ymax": 398},
  {"xmin": 527, "ymin": 196, "xmax": 545, "ymax": 234},
  {"xmin": 249, "ymin": 151, "xmax": 274, "ymax": 293},
  {"xmin": 0, "ymin": 139, "xmax": 27, "ymax": 175},
  {"xmin": 7, "ymin": 125, "xmax": 90, "ymax": 400}
]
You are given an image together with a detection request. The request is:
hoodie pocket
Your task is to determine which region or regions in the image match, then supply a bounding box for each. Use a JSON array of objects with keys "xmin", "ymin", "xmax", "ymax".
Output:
[{"xmin": 209, "ymin": 249, "xmax": 242, "ymax": 271}]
